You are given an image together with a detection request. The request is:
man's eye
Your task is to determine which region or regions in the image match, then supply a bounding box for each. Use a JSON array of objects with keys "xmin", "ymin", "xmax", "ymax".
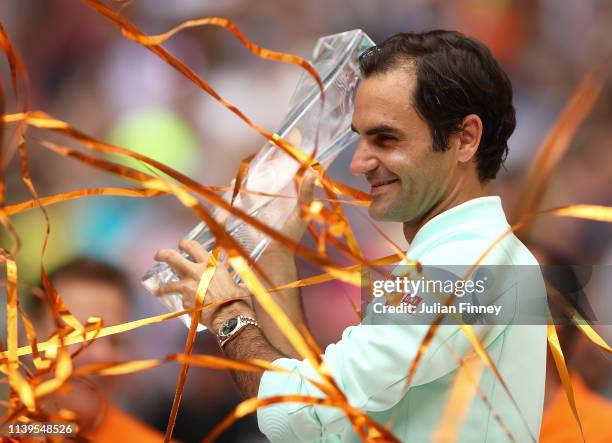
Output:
[{"xmin": 374, "ymin": 134, "xmax": 395, "ymax": 145}]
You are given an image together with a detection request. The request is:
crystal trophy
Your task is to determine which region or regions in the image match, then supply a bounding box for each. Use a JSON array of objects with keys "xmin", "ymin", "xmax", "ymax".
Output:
[{"xmin": 142, "ymin": 29, "xmax": 375, "ymax": 330}]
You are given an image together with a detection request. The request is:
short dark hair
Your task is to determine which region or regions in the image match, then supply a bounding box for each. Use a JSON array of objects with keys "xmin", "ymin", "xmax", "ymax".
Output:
[
  {"xmin": 359, "ymin": 30, "xmax": 516, "ymax": 181},
  {"xmin": 31, "ymin": 257, "xmax": 131, "ymax": 318}
]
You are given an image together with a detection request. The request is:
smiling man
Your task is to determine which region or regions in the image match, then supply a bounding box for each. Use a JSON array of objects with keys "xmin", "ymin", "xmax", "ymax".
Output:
[{"xmin": 155, "ymin": 30, "xmax": 546, "ymax": 442}]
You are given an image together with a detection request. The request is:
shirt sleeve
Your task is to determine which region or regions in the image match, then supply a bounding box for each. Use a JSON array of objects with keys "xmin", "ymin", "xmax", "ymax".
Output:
[{"xmin": 257, "ymin": 238, "xmax": 516, "ymax": 442}]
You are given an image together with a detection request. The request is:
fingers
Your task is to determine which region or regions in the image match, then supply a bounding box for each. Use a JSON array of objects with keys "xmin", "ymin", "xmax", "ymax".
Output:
[
  {"xmin": 179, "ymin": 239, "xmax": 210, "ymax": 263},
  {"xmin": 157, "ymin": 281, "xmax": 197, "ymax": 312},
  {"xmin": 277, "ymin": 170, "xmax": 316, "ymax": 243},
  {"xmin": 155, "ymin": 281, "xmax": 185, "ymax": 297},
  {"xmin": 298, "ymin": 169, "xmax": 316, "ymax": 205},
  {"xmin": 154, "ymin": 248, "xmax": 198, "ymax": 277}
]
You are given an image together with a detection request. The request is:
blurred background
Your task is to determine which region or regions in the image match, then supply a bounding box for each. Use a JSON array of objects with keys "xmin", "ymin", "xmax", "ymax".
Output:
[{"xmin": 1, "ymin": 0, "xmax": 611, "ymax": 441}]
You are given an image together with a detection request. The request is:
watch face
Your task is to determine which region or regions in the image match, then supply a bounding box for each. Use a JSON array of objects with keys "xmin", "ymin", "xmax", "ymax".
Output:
[{"xmin": 220, "ymin": 317, "xmax": 238, "ymax": 336}]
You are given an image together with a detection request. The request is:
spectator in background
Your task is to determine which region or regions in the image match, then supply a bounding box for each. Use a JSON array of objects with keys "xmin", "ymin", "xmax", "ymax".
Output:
[
  {"xmin": 31, "ymin": 257, "xmax": 164, "ymax": 442},
  {"xmin": 540, "ymin": 323, "xmax": 612, "ymax": 443},
  {"xmin": 529, "ymin": 244, "xmax": 612, "ymax": 443}
]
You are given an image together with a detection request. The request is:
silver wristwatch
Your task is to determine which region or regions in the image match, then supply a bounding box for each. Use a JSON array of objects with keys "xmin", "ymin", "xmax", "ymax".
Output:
[{"xmin": 217, "ymin": 315, "xmax": 259, "ymax": 349}]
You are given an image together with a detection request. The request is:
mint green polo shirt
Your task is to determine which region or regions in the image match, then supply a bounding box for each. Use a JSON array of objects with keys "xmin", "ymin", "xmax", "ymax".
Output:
[{"xmin": 257, "ymin": 196, "xmax": 546, "ymax": 442}]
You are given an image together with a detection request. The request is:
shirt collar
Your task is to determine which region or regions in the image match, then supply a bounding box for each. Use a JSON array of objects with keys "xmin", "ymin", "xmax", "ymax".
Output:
[{"xmin": 407, "ymin": 196, "xmax": 508, "ymax": 254}]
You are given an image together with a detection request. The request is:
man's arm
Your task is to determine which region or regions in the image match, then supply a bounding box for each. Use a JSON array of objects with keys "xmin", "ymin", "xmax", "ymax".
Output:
[
  {"xmin": 252, "ymin": 247, "xmax": 305, "ymax": 359},
  {"xmin": 156, "ymin": 233, "xmax": 519, "ymax": 442},
  {"xmin": 249, "ymin": 172, "xmax": 315, "ymax": 358},
  {"xmin": 211, "ymin": 300, "xmax": 285, "ymax": 399}
]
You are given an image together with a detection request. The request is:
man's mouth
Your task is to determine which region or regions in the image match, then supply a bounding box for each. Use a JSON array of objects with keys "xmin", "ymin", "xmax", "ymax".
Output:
[{"xmin": 369, "ymin": 178, "xmax": 400, "ymax": 195}]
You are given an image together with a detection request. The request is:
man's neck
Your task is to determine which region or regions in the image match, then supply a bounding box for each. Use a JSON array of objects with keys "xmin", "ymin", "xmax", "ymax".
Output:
[{"xmin": 403, "ymin": 182, "xmax": 489, "ymax": 244}]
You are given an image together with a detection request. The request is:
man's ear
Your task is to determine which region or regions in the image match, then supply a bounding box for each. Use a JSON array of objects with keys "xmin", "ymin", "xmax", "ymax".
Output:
[{"xmin": 456, "ymin": 114, "xmax": 483, "ymax": 163}]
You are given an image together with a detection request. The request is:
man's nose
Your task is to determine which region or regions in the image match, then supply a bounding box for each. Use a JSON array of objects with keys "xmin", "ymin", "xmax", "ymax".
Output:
[
  {"xmin": 79, "ymin": 339, "xmax": 120, "ymax": 365},
  {"xmin": 349, "ymin": 141, "xmax": 378, "ymax": 175}
]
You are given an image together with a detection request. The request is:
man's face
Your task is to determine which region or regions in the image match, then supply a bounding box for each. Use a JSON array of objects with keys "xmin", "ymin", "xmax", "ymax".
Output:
[
  {"xmin": 38, "ymin": 278, "xmax": 130, "ymax": 423},
  {"xmin": 45, "ymin": 278, "xmax": 129, "ymax": 365},
  {"xmin": 350, "ymin": 68, "xmax": 458, "ymax": 223}
]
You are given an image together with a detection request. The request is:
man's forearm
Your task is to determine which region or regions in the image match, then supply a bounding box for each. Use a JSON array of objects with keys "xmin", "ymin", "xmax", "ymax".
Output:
[
  {"xmin": 223, "ymin": 325, "xmax": 284, "ymax": 398},
  {"xmin": 211, "ymin": 301, "xmax": 286, "ymax": 399},
  {"xmin": 253, "ymin": 249, "xmax": 306, "ymax": 358}
]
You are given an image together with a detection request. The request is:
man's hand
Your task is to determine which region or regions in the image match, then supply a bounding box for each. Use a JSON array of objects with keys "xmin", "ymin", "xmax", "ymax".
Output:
[
  {"xmin": 153, "ymin": 169, "xmax": 316, "ymax": 342},
  {"xmin": 267, "ymin": 170, "xmax": 317, "ymax": 255},
  {"xmin": 155, "ymin": 240, "xmax": 286, "ymax": 400},
  {"xmin": 154, "ymin": 240, "xmax": 253, "ymax": 331},
  {"xmin": 253, "ymin": 170, "xmax": 316, "ymax": 356}
]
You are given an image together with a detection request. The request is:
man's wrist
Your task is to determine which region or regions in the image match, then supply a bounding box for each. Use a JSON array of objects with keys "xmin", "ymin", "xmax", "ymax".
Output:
[{"xmin": 211, "ymin": 300, "xmax": 254, "ymax": 333}]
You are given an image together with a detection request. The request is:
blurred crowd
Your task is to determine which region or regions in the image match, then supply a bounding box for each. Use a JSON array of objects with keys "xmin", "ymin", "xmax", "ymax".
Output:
[{"xmin": 1, "ymin": 0, "xmax": 611, "ymax": 441}]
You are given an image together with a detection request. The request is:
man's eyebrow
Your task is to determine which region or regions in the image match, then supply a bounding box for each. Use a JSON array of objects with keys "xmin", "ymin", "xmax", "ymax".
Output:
[{"xmin": 352, "ymin": 124, "xmax": 402, "ymax": 136}]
